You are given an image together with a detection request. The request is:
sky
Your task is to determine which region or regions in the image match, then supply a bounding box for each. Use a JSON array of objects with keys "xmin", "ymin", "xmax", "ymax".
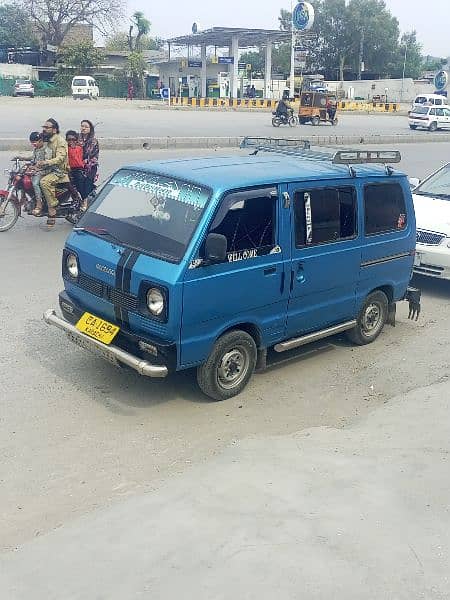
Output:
[{"xmin": 126, "ymin": 0, "xmax": 449, "ymax": 58}]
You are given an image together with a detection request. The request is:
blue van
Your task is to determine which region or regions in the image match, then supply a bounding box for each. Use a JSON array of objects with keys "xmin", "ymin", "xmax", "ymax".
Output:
[{"xmin": 44, "ymin": 138, "xmax": 420, "ymax": 400}]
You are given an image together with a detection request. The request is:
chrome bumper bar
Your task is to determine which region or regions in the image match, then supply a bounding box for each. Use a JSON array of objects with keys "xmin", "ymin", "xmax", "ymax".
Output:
[{"xmin": 43, "ymin": 309, "xmax": 168, "ymax": 378}]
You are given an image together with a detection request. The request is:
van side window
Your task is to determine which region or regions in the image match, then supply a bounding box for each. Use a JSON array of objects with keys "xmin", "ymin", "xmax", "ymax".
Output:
[
  {"xmin": 429, "ymin": 108, "xmax": 436, "ymax": 115},
  {"xmin": 436, "ymin": 108, "xmax": 444, "ymax": 116},
  {"xmin": 294, "ymin": 186, "xmax": 357, "ymax": 247},
  {"xmin": 364, "ymin": 183, "xmax": 407, "ymax": 235},
  {"xmin": 209, "ymin": 189, "xmax": 276, "ymax": 258}
]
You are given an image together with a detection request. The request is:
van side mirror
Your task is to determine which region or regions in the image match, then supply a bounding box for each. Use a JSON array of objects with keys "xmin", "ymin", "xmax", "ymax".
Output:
[
  {"xmin": 205, "ymin": 233, "xmax": 227, "ymax": 263},
  {"xmin": 408, "ymin": 177, "xmax": 420, "ymax": 190}
]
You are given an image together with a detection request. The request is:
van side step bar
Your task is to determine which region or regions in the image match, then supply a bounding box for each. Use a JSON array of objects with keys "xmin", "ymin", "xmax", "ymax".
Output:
[{"xmin": 274, "ymin": 320, "xmax": 357, "ymax": 353}]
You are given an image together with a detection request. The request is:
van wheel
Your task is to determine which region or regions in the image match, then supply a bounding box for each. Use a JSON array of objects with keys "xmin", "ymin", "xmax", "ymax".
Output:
[
  {"xmin": 197, "ymin": 330, "xmax": 257, "ymax": 401},
  {"xmin": 347, "ymin": 290, "xmax": 388, "ymax": 345},
  {"xmin": 428, "ymin": 121, "xmax": 437, "ymax": 132}
]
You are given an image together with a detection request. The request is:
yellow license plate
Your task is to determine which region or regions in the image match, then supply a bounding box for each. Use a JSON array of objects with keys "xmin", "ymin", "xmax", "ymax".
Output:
[{"xmin": 75, "ymin": 312, "xmax": 120, "ymax": 345}]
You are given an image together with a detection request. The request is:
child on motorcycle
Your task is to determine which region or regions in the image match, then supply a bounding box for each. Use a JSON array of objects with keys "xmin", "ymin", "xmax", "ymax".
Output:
[
  {"xmin": 66, "ymin": 130, "xmax": 85, "ymax": 202},
  {"xmin": 26, "ymin": 132, "xmax": 53, "ymax": 215}
]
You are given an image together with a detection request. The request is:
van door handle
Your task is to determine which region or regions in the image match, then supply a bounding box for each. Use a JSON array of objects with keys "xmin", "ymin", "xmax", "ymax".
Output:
[
  {"xmin": 296, "ymin": 263, "xmax": 306, "ymax": 283},
  {"xmin": 264, "ymin": 266, "xmax": 277, "ymax": 276}
]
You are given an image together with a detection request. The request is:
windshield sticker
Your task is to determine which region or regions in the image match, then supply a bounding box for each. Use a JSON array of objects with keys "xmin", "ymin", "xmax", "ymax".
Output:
[{"xmin": 110, "ymin": 171, "xmax": 208, "ymax": 209}]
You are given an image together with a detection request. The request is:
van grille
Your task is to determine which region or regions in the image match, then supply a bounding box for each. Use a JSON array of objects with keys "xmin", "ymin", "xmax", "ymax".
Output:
[
  {"xmin": 75, "ymin": 272, "xmax": 139, "ymax": 312},
  {"xmin": 416, "ymin": 229, "xmax": 445, "ymax": 246}
]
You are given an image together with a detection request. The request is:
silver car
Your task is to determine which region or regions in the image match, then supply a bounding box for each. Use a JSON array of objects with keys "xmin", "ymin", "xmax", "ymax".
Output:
[{"xmin": 12, "ymin": 79, "xmax": 35, "ymax": 97}]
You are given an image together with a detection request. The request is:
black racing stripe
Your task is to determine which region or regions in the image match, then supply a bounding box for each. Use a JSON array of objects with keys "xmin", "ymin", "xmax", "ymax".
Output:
[
  {"xmin": 119, "ymin": 250, "xmax": 139, "ymax": 326},
  {"xmin": 115, "ymin": 248, "xmax": 132, "ymax": 321},
  {"xmin": 123, "ymin": 251, "xmax": 139, "ymax": 293}
]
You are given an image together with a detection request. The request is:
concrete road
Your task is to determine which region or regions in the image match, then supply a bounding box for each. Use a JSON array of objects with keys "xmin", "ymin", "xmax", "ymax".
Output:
[
  {"xmin": 0, "ymin": 144, "xmax": 449, "ymax": 597},
  {"xmin": 1, "ymin": 381, "xmax": 449, "ymax": 600},
  {"xmin": 2, "ymin": 96, "xmax": 450, "ymax": 140}
]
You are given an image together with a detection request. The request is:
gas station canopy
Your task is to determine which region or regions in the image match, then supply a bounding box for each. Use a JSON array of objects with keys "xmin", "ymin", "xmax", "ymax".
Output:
[
  {"xmin": 165, "ymin": 27, "xmax": 291, "ymax": 99},
  {"xmin": 167, "ymin": 27, "xmax": 290, "ymax": 48}
]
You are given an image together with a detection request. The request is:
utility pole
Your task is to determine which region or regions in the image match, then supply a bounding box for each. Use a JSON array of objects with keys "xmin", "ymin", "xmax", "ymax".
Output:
[
  {"xmin": 357, "ymin": 28, "xmax": 364, "ymax": 80},
  {"xmin": 400, "ymin": 43, "xmax": 407, "ymax": 102},
  {"xmin": 289, "ymin": 0, "xmax": 295, "ymax": 98}
]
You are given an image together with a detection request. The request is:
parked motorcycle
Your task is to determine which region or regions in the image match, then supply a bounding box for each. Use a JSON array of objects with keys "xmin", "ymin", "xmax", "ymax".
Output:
[
  {"xmin": 0, "ymin": 157, "xmax": 83, "ymax": 232},
  {"xmin": 271, "ymin": 108, "xmax": 298, "ymax": 127}
]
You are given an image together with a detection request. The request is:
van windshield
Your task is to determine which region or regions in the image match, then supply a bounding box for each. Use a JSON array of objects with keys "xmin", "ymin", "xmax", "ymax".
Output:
[
  {"xmin": 73, "ymin": 78, "xmax": 87, "ymax": 86},
  {"xmin": 80, "ymin": 169, "xmax": 210, "ymax": 262},
  {"xmin": 411, "ymin": 106, "xmax": 429, "ymax": 115}
]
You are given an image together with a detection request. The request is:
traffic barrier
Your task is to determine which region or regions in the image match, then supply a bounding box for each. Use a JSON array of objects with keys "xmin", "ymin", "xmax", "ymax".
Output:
[{"xmin": 169, "ymin": 97, "xmax": 399, "ymax": 112}]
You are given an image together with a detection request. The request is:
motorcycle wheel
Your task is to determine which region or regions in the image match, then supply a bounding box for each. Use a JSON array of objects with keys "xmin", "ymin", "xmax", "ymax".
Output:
[
  {"xmin": 272, "ymin": 116, "xmax": 281, "ymax": 127},
  {"xmin": 0, "ymin": 194, "xmax": 19, "ymax": 232},
  {"xmin": 312, "ymin": 116, "xmax": 320, "ymax": 126},
  {"xmin": 288, "ymin": 115, "xmax": 297, "ymax": 127}
]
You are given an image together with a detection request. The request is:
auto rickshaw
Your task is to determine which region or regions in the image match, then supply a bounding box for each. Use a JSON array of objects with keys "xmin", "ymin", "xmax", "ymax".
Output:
[{"xmin": 298, "ymin": 91, "xmax": 338, "ymax": 126}]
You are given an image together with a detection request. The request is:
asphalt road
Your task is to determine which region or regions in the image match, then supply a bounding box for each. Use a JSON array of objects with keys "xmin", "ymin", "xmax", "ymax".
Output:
[
  {"xmin": 0, "ymin": 142, "xmax": 449, "ymax": 558},
  {"xmin": 2, "ymin": 96, "xmax": 450, "ymax": 140}
]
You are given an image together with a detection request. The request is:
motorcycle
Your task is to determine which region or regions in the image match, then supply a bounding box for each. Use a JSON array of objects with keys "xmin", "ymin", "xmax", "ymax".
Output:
[
  {"xmin": 271, "ymin": 108, "xmax": 298, "ymax": 127},
  {"xmin": 0, "ymin": 157, "xmax": 83, "ymax": 232}
]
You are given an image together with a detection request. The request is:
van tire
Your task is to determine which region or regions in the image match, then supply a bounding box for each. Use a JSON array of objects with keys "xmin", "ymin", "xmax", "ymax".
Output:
[
  {"xmin": 428, "ymin": 121, "xmax": 437, "ymax": 132},
  {"xmin": 197, "ymin": 330, "xmax": 257, "ymax": 401},
  {"xmin": 347, "ymin": 290, "xmax": 388, "ymax": 345}
]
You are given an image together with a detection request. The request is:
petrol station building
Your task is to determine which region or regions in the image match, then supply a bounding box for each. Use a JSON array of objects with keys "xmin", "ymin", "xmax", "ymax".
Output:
[{"xmin": 156, "ymin": 27, "xmax": 290, "ymax": 101}]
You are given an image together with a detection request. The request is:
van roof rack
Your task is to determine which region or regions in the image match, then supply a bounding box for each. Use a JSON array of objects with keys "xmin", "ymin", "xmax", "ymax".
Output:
[{"xmin": 240, "ymin": 137, "xmax": 401, "ymax": 169}]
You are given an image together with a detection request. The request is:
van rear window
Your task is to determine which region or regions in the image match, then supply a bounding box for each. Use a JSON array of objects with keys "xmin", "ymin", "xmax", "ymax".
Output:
[
  {"xmin": 73, "ymin": 78, "xmax": 86, "ymax": 86},
  {"xmin": 364, "ymin": 183, "xmax": 407, "ymax": 235}
]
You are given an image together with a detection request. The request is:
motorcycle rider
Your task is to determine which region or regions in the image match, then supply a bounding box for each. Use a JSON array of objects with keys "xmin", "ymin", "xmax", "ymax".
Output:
[
  {"xmin": 275, "ymin": 93, "xmax": 293, "ymax": 123},
  {"xmin": 37, "ymin": 118, "xmax": 70, "ymax": 227}
]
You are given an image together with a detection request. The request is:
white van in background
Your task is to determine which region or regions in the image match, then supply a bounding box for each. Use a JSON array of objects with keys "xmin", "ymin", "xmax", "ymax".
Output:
[
  {"xmin": 71, "ymin": 76, "xmax": 99, "ymax": 100},
  {"xmin": 411, "ymin": 93, "xmax": 448, "ymax": 108}
]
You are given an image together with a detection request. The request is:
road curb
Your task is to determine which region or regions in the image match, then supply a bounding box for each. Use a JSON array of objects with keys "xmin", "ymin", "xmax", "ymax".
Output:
[{"xmin": 0, "ymin": 133, "xmax": 448, "ymax": 151}]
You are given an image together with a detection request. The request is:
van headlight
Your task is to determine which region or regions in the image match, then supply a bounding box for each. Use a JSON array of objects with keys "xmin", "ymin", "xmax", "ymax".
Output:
[
  {"xmin": 146, "ymin": 287, "xmax": 164, "ymax": 316},
  {"xmin": 66, "ymin": 253, "xmax": 79, "ymax": 278}
]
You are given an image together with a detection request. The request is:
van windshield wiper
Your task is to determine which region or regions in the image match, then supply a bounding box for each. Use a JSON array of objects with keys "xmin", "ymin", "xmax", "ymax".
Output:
[
  {"xmin": 73, "ymin": 226, "xmax": 179, "ymax": 262},
  {"xmin": 73, "ymin": 226, "xmax": 125, "ymax": 246}
]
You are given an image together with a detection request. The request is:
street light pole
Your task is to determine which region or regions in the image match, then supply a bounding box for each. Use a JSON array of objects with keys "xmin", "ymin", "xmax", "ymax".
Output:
[
  {"xmin": 400, "ymin": 43, "xmax": 407, "ymax": 102},
  {"xmin": 289, "ymin": 0, "xmax": 295, "ymax": 98}
]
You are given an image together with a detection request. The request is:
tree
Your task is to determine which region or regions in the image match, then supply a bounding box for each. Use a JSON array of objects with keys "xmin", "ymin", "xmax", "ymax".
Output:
[
  {"xmin": 127, "ymin": 11, "xmax": 151, "ymax": 52},
  {"xmin": 55, "ymin": 41, "xmax": 104, "ymax": 93},
  {"xmin": 0, "ymin": 4, "xmax": 38, "ymax": 47},
  {"xmin": 238, "ymin": 50, "xmax": 265, "ymax": 78},
  {"xmin": 125, "ymin": 51, "xmax": 148, "ymax": 98},
  {"xmin": 105, "ymin": 31, "xmax": 163, "ymax": 52},
  {"xmin": 57, "ymin": 41, "xmax": 104, "ymax": 72},
  {"xmin": 390, "ymin": 31, "xmax": 423, "ymax": 79},
  {"xmin": 277, "ymin": 0, "xmax": 402, "ymax": 80},
  {"xmin": 21, "ymin": 0, "xmax": 124, "ymax": 49}
]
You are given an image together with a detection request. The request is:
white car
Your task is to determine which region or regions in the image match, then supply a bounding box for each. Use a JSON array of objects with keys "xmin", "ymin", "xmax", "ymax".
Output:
[
  {"xmin": 412, "ymin": 163, "xmax": 450, "ymax": 279},
  {"xmin": 408, "ymin": 105, "xmax": 450, "ymax": 131},
  {"xmin": 12, "ymin": 79, "xmax": 34, "ymax": 97}
]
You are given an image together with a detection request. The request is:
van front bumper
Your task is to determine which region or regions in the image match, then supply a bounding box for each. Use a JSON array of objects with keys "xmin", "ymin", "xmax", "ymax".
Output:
[{"xmin": 43, "ymin": 308, "xmax": 168, "ymax": 378}]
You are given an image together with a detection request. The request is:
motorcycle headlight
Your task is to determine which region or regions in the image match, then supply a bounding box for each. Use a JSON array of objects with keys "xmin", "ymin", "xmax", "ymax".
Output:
[
  {"xmin": 66, "ymin": 253, "xmax": 79, "ymax": 278},
  {"xmin": 146, "ymin": 287, "xmax": 164, "ymax": 316}
]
